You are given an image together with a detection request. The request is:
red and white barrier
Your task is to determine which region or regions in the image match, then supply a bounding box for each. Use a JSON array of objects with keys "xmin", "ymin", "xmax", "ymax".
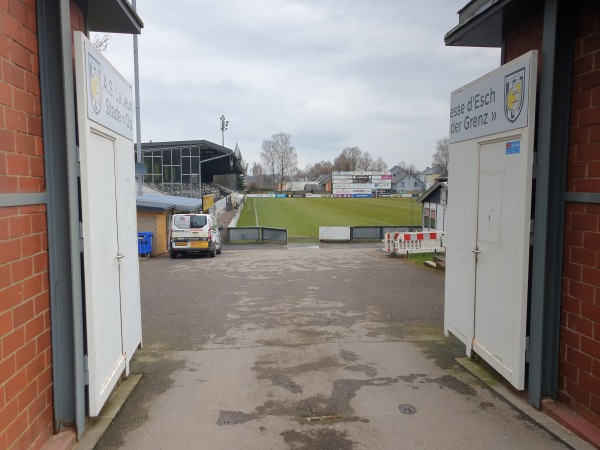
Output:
[{"xmin": 384, "ymin": 231, "xmax": 446, "ymax": 254}]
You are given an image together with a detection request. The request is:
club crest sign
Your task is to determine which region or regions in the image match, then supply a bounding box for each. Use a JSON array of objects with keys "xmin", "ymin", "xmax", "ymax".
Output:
[
  {"xmin": 449, "ymin": 51, "xmax": 536, "ymax": 144},
  {"xmin": 81, "ymin": 38, "xmax": 134, "ymax": 140},
  {"xmin": 87, "ymin": 53, "xmax": 102, "ymax": 116},
  {"xmin": 504, "ymin": 68, "xmax": 525, "ymax": 123}
]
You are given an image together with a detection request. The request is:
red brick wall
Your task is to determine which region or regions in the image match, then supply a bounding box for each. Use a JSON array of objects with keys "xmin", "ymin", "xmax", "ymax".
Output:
[
  {"xmin": 503, "ymin": 13, "xmax": 543, "ymax": 64},
  {"xmin": 559, "ymin": 2, "xmax": 600, "ymax": 427},
  {"xmin": 0, "ymin": 0, "xmax": 44, "ymax": 194},
  {"xmin": 1, "ymin": 0, "xmax": 53, "ymax": 448},
  {"xmin": 0, "ymin": 206, "xmax": 52, "ymax": 449},
  {"xmin": 502, "ymin": 0, "xmax": 600, "ymax": 427},
  {"xmin": 561, "ymin": 203, "xmax": 600, "ymax": 426}
]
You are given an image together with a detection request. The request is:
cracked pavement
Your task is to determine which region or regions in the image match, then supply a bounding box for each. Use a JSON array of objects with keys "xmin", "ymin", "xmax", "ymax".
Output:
[{"xmin": 93, "ymin": 243, "xmax": 574, "ymax": 449}]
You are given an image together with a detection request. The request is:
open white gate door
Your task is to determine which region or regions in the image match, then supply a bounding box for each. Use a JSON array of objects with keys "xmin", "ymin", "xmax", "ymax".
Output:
[
  {"xmin": 445, "ymin": 51, "xmax": 537, "ymax": 389},
  {"xmin": 74, "ymin": 32, "xmax": 142, "ymax": 416}
]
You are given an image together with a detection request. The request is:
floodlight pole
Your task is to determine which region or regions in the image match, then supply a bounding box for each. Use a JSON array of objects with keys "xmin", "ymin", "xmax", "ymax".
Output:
[{"xmin": 220, "ymin": 115, "xmax": 229, "ymax": 147}]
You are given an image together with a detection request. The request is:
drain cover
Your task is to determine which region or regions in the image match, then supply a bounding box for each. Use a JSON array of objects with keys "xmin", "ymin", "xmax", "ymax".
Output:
[
  {"xmin": 302, "ymin": 414, "xmax": 341, "ymax": 423},
  {"xmin": 398, "ymin": 404, "xmax": 417, "ymax": 415}
]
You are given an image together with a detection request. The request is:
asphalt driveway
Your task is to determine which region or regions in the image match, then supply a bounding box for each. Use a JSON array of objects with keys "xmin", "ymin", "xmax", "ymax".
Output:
[{"xmin": 91, "ymin": 243, "xmax": 579, "ymax": 449}]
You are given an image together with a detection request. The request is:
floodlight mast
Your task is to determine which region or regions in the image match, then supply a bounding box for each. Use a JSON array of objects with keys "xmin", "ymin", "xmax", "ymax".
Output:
[{"xmin": 220, "ymin": 115, "xmax": 229, "ymax": 147}]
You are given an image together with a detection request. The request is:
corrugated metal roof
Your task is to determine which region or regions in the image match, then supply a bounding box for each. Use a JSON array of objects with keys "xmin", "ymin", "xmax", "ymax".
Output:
[{"xmin": 136, "ymin": 194, "xmax": 202, "ymax": 213}]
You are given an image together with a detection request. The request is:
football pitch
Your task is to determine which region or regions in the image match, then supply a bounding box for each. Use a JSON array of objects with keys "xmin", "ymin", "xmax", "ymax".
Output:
[{"xmin": 237, "ymin": 197, "xmax": 421, "ymax": 239}]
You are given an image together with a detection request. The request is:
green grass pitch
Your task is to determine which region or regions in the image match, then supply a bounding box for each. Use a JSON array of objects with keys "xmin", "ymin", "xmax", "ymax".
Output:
[{"xmin": 237, "ymin": 197, "xmax": 422, "ymax": 238}]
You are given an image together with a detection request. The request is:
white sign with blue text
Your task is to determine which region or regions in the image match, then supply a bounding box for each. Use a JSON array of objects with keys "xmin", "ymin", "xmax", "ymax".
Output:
[
  {"xmin": 449, "ymin": 52, "xmax": 534, "ymax": 144},
  {"xmin": 84, "ymin": 40, "xmax": 134, "ymax": 140}
]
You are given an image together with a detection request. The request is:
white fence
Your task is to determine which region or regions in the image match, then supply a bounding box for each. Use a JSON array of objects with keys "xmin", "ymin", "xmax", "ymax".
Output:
[
  {"xmin": 319, "ymin": 226, "xmax": 416, "ymax": 242},
  {"xmin": 319, "ymin": 227, "xmax": 351, "ymax": 241},
  {"xmin": 384, "ymin": 231, "xmax": 445, "ymax": 254}
]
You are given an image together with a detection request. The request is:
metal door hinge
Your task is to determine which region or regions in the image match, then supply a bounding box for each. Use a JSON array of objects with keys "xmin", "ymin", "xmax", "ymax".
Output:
[
  {"xmin": 76, "ymin": 146, "xmax": 81, "ymax": 177},
  {"xmin": 525, "ymin": 336, "xmax": 530, "ymax": 362},
  {"xmin": 83, "ymin": 354, "xmax": 89, "ymax": 385},
  {"xmin": 79, "ymin": 222, "xmax": 84, "ymax": 253},
  {"xmin": 530, "ymin": 219, "xmax": 535, "ymax": 235}
]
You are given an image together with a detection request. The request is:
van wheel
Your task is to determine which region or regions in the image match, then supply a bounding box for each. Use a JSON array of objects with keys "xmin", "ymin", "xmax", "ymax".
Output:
[
  {"xmin": 170, "ymin": 252, "xmax": 177, "ymax": 259},
  {"xmin": 217, "ymin": 244, "xmax": 222, "ymax": 254}
]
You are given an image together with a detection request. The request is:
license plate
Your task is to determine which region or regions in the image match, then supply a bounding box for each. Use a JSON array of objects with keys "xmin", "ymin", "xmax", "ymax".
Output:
[
  {"xmin": 175, "ymin": 242, "xmax": 187, "ymax": 247},
  {"xmin": 191, "ymin": 241, "xmax": 208, "ymax": 248}
]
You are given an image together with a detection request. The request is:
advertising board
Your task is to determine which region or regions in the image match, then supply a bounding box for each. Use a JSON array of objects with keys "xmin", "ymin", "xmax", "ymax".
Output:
[{"xmin": 332, "ymin": 171, "xmax": 391, "ymax": 197}]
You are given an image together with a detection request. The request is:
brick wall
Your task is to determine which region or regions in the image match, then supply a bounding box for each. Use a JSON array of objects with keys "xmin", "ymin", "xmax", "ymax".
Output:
[
  {"xmin": 0, "ymin": 0, "xmax": 54, "ymax": 448},
  {"xmin": 0, "ymin": 206, "xmax": 52, "ymax": 449},
  {"xmin": 0, "ymin": 0, "xmax": 44, "ymax": 194},
  {"xmin": 503, "ymin": 12, "xmax": 543, "ymax": 64},
  {"xmin": 559, "ymin": 2, "xmax": 600, "ymax": 427}
]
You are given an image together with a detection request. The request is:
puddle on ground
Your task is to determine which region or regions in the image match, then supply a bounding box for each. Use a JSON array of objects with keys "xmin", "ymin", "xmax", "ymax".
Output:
[{"xmin": 280, "ymin": 429, "xmax": 354, "ymax": 450}]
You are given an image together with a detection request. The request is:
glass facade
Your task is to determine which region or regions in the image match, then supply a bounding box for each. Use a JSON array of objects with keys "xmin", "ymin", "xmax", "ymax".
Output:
[{"xmin": 142, "ymin": 145, "xmax": 202, "ymax": 197}]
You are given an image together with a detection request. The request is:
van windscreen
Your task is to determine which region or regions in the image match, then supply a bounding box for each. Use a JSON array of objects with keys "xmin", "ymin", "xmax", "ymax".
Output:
[{"xmin": 174, "ymin": 215, "xmax": 207, "ymax": 229}]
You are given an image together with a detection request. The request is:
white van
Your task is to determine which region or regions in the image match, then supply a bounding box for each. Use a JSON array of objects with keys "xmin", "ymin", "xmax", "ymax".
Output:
[{"xmin": 170, "ymin": 213, "xmax": 222, "ymax": 258}]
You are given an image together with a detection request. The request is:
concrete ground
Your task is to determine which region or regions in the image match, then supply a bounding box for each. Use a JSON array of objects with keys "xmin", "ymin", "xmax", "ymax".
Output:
[{"xmin": 87, "ymin": 243, "xmax": 592, "ymax": 450}]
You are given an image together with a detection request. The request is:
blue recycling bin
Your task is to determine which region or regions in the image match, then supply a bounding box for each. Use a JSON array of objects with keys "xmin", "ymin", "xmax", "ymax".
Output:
[{"xmin": 137, "ymin": 232, "xmax": 153, "ymax": 258}]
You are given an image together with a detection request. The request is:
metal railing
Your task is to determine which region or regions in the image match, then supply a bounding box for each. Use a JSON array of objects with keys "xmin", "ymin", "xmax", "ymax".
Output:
[
  {"xmin": 228, "ymin": 227, "xmax": 287, "ymax": 244},
  {"xmin": 262, "ymin": 227, "xmax": 287, "ymax": 244},
  {"xmin": 350, "ymin": 226, "xmax": 419, "ymax": 241}
]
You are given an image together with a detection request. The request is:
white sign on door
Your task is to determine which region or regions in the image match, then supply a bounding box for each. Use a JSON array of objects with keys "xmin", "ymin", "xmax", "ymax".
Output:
[
  {"xmin": 75, "ymin": 32, "xmax": 142, "ymax": 416},
  {"xmin": 444, "ymin": 50, "xmax": 538, "ymax": 390},
  {"xmin": 84, "ymin": 40, "xmax": 134, "ymax": 139},
  {"xmin": 448, "ymin": 53, "xmax": 533, "ymax": 144}
]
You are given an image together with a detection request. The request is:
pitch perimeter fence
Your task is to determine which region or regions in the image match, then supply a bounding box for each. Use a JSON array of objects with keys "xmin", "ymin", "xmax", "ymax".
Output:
[
  {"xmin": 319, "ymin": 225, "xmax": 420, "ymax": 242},
  {"xmin": 228, "ymin": 227, "xmax": 288, "ymax": 244},
  {"xmin": 228, "ymin": 225, "xmax": 420, "ymax": 244},
  {"xmin": 350, "ymin": 226, "xmax": 419, "ymax": 240}
]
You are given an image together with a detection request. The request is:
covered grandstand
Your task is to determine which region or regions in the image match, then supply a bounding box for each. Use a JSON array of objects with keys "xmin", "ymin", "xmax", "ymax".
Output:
[{"xmin": 141, "ymin": 140, "xmax": 246, "ymax": 198}]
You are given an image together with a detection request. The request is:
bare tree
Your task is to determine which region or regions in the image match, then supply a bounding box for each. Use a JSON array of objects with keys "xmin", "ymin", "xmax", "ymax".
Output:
[
  {"xmin": 93, "ymin": 33, "xmax": 111, "ymax": 52},
  {"xmin": 405, "ymin": 162, "xmax": 418, "ymax": 174},
  {"xmin": 316, "ymin": 160, "xmax": 333, "ymax": 176},
  {"xmin": 372, "ymin": 157, "xmax": 388, "ymax": 172},
  {"xmin": 333, "ymin": 146, "xmax": 362, "ymax": 171},
  {"xmin": 260, "ymin": 132, "xmax": 297, "ymax": 190},
  {"xmin": 359, "ymin": 151, "xmax": 374, "ymax": 171},
  {"xmin": 260, "ymin": 140, "xmax": 277, "ymax": 188},
  {"xmin": 432, "ymin": 137, "xmax": 450, "ymax": 176}
]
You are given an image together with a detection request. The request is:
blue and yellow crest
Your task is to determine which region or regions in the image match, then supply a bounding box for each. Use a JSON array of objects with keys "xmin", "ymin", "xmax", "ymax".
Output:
[
  {"xmin": 88, "ymin": 53, "xmax": 102, "ymax": 116},
  {"xmin": 504, "ymin": 68, "xmax": 525, "ymax": 123}
]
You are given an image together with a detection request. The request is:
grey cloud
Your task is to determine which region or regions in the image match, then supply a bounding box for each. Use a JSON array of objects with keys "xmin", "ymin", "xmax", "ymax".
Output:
[{"xmin": 100, "ymin": 0, "xmax": 500, "ymax": 170}]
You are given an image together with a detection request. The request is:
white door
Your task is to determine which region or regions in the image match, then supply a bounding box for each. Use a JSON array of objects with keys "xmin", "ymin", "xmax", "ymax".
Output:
[
  {"xmin": 74, "ymin": 32, "xmax": 142, "ymax": 416},
  {"xmin": 444, "ymin": 51, "xmax": 537, "ymax": 390},
  {"xmin": 82, "ymin": 132, "xmax": 126, "ymax": 415},
  {"xmin": 472, "ymin": 138, "xmax": 531, "ymax": 389}
]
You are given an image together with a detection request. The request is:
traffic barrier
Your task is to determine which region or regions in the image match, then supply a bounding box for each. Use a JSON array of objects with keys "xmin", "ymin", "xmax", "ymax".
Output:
[
  {"xmin": 384, "ymin": 231, "xmax": 445, "ymax": 254},
  {"xmin": 384, "ymin": 231, "xmax": 396, "ymax": 252}
]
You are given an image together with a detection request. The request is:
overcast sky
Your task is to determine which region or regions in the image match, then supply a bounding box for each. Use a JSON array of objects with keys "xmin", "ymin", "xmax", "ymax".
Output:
[{"xmin": 98, "ymin": 1, "xmax": 500, "ymax": 172}]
